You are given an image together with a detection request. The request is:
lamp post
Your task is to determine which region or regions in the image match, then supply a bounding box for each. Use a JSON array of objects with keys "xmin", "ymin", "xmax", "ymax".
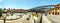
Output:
[{"xmin": 2, "ymin": 12, "xmax": 7, "ymax": 23}]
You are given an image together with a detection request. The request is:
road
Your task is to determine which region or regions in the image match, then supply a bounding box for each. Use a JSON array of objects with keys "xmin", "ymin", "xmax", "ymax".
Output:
[
  {"xmin": 0, "ymin": 14, "xmax": 34, "ymax": 23},
  {"xmin": 0, "ymin": 13, "xmax": 42, "ymax": 23}
]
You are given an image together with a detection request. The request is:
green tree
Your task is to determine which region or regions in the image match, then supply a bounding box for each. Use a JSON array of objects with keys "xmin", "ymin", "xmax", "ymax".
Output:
[
  {"xmin": 0, "ymin": 8, "xmax": 3, "ymax": 12},
  {"xmin": 0, "ymin": 8, "xmax": 4, "ymax": 16}
]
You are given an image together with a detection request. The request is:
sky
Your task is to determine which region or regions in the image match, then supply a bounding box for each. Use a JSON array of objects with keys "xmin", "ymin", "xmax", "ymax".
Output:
[{"xmin": 0, "ymin": 0, "xmax": 60, "ymax": 9}]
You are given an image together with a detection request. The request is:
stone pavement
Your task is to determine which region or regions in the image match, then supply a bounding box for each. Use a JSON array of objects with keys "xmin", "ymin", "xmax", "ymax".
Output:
[
  {"xmin": 42, "ymin": 15, "xmax": 51, "ymax": 23},
  {"xmin": 46, "ymin": 15, "xmax": 60, "ymax": 23}
]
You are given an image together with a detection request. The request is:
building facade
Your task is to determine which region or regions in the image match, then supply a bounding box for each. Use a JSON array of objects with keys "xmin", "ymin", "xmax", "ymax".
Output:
[{"xmin": 47, "ymin": 4, "xmax": 60, "ymax": 15}]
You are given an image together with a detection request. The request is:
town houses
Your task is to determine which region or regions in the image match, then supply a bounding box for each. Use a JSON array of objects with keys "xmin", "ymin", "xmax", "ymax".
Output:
[{"xmin": 47, "ymin": 4, "xmax": 60, "ymax": 15}]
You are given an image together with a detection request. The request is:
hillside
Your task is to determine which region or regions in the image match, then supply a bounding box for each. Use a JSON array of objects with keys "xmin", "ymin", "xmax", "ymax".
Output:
[{"xmin": 29, "ymin": 5, "xmax": 55, "ymax": 13}]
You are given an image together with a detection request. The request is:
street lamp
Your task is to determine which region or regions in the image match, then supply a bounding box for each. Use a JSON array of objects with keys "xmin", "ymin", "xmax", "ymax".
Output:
[{"xmin": 2, "ymin": 12, "xmax": 7, "ymax": 23}]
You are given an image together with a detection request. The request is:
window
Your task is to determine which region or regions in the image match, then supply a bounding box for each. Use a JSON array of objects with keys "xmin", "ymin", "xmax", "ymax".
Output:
[
  {"xmin": 52, "ymin": 12, "xmax": 54, "ymax": 15},
  {"xmin": 55, "ymin": 12, "xmax": 57, "ymax": 15},
  {"xmin": 57, "ymin": 12, "xmax": 59, "ymax": 15}
]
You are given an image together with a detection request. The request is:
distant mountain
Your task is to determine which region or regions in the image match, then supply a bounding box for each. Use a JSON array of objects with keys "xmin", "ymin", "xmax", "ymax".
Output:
[{"xmin": 29, "ymin": 5, "xmax": 55, "ymax": 13}]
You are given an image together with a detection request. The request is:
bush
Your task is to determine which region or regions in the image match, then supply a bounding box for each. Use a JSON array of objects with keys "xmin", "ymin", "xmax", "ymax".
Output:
[{"xmin": 0, "ymin": 13, "xmax": 2, "ymax": 16}]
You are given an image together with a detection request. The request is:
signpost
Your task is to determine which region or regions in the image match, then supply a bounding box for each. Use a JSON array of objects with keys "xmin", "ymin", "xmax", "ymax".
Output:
[{"xmin": 2, "ymin": 12, "xmax": 7, "ymax": 23}]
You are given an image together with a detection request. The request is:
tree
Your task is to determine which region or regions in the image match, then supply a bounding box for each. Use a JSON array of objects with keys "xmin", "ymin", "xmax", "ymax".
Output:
[
  {"xmin": 4, "ymin": 8, "xmax": 6, "ymax": 10},
  {"xmin": 0, "ymin": 8, "xmax": 4, "ymax": 16}
]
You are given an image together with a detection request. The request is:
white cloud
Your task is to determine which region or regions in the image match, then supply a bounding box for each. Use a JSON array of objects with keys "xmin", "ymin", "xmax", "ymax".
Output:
[{"xmin": 0, "ymin": 0, "xmax": 3, "ymax": 2}]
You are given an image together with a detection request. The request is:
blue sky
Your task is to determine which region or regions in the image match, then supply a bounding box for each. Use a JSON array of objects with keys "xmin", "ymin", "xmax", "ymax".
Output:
[{"xmin": 0, "ymin": 0, "xmax": 60, "ymax": 9}]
